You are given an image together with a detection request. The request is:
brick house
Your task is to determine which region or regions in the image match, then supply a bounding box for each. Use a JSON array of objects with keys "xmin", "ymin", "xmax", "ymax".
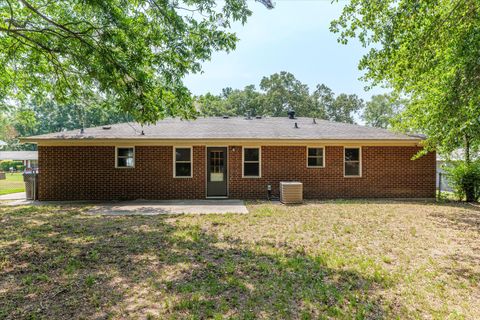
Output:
[{"xmin": 22, "ymin": 116, "xmax": 436, "ymax": 201}]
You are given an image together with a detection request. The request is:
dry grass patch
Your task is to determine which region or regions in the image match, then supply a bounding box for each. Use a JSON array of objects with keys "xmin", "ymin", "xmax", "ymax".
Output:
[{"xmin": 0, "ymin": 200, "xmax": 479, "ymax": 319}]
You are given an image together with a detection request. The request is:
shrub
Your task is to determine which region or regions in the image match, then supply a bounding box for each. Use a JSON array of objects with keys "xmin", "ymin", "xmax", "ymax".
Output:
[
  {"xmin": 444, "ymin": 160, "xmax": 480, "ymax": 202},
  {"xmin": 0, "ymin": 160, "xmax": 24, "ymax": 172}
]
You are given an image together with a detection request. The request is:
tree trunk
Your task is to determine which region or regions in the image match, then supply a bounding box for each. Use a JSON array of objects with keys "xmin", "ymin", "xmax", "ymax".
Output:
[
  {"xmin": 465, "ymin": 135, "xmax": 471, "ymax": 164},
  {"xmin": 464, "ymin": 135, "xmax": 475, "ymax": 202}
]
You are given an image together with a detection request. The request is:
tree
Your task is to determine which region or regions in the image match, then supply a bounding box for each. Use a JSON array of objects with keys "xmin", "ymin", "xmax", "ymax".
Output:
[
  {"xmin": 196, "ymin": 85, "xmax": 263, "ymax": 117},
  {"xmin": 362, "ymin": 94, "xmax": 404, "ymax": 128},
  {"xmin": 225, "ymin": 85, "xmax": 263, "ymax": 116},
  {"xmin": 5, "ymin": 99, "xmax": 130, "ymax": 150},
  {"xmin": 0, "ymin": 113, "xmax": 16, "ymax": 144},
  {"xmin": 0, "ymin": 0, "xmax": 252, "ymax": 123},
  {"xmin": 196, "ymin": 93, "xmax": 231, "ymax": 117},
  {"xmin": 259, "ymin": 72, "xmax": 312, "ymax": 117},
  {"xmin": 312, "ymin": 84, "xmax": 363, "ymax": 124},
  {"xmin": 331, "ymin": 0, "xmax": 480, "ymax": 159},
  {"xmin": 194, "ymin": 72, "xmax": 367, "ymax": 123}
]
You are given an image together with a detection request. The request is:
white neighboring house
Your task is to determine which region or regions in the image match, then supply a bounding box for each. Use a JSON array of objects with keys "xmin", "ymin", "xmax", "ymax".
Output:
[
  {"xmin": 437, "ymin": 155, "xmax": 453, "ymax": 191},
  {"xmin": 0, "ymin": 140, "xmax": 7, "ymax": 149},
  {"xmin": 436, "ymin": 150, "xmax": 478, "ymax": 191},
  {"xmin": 0, "ymin": 151, "xmax": 39, "ymax": 170}
]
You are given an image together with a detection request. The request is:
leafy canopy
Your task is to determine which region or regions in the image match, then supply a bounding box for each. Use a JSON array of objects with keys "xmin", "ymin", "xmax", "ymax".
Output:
[
  {"xmin": 1, "ymin": 97, "xmax": 130, "ymax": 150},
  {"xmin": 259, "ymin": 71, "xmax": 312, "ymax": 117},
  {"xmin": 331, "ymin": 0, "xmax": 480, "ymax": 157},
  {"xmin": 0, "ymin": 0, "xmax": 252, "ymax": 123},
  {"xmin": 195, "ymin": 71, "xmax": 364, "ymax": 124},
  {"xmin": 312, "ymin": 84, "xmax": 364, "ymax": 124},
  {"xmin": 362, "ymin": 94, "xmax": 404, "ymax": 129}
]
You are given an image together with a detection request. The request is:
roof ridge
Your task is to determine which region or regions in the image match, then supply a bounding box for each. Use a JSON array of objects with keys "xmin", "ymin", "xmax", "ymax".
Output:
[{"xmin": 21, "ymin": 116, "xmax": 422, "ymax": 142}]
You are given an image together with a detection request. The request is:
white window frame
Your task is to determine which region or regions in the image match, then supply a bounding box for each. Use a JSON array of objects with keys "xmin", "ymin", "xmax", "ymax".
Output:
[
  {"xmin": 344, "ymin": 146, "xmax": 362, "ymax": 178},
  {"xmin": 306, "ymin": 146, "xmax": 325, "ymax": 168},
  {"xmin": 174, "ymin": 146, "xmax": 193, "ymax": 178},
  {"xmin": 115, "ymin": 146, "xmax": 135, "ymax": 168},
  {"xmin": 242, "ymin": 146, "xmax": 261, "ymax": 178}
]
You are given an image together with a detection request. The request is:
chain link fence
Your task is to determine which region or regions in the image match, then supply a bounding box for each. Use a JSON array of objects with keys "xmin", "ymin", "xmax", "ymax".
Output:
[{"xmin": 437, "ymin": 171, "xmax": 457, "ymax": 201}]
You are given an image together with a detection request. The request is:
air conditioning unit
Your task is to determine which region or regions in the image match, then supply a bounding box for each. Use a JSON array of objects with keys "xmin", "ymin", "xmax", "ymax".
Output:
[{"xmin": 280, "ymin": 182, "xmax": 303, "ymax": 204}]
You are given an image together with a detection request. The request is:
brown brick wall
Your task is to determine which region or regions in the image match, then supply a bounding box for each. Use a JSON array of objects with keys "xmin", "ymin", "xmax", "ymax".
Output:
[
  {"xmin": 38, "ymin": 145, "xmax": 436, "ymax": 200},
  {"xmin": 229, "ymin": 146, "xmax": 436, "ymax": 199},
  {"xmin": 38, "ymin": 146, "xmax": 205, "ymax": 200}
]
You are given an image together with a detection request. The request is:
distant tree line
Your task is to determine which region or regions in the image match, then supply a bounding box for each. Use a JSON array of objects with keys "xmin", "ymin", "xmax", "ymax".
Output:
[
  {"xmin": 0, "ymin": 97, "xmax": 130, "ymax": 150},
  {"xmin": 195, "ymin": 71, "xmax": 404, "ymax": 127}
]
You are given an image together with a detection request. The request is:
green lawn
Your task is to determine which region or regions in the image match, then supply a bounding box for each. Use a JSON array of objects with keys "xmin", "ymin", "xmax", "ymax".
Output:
[
  {"xmin": 0, "ymin": 173, "xmax": 25, "ymax": 195},
  {"xmin": 0, "ymin": 201, "xmax": 479, "ymax": 319}
]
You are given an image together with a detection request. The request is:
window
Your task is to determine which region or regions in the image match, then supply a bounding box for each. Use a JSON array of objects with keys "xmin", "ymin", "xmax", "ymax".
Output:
[
  {"xmin": 174, "ymin": 147, "xmax": 192, "ymax": 177},
  {"xmin": 344, "ymin": 147, "xmax": 361, "ymax": 177},
  {"xmin": 116, "ymin": 147, "xmax": 134, "ymax": 168},
  {"xmin": 243, "ymin": 147, "xmax": 261, "ymax": 177},
  {"xmin": 307, "ymin": 147, "xmax": 324, "ymax": 168}
]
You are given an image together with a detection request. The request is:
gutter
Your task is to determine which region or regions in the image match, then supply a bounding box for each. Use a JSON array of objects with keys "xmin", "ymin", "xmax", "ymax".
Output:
[{"xmin": 20, "ymin": 138, "xmax": 424, "ymax": 147}]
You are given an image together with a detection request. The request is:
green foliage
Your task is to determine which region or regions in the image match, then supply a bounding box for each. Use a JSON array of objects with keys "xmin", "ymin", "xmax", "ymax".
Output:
[
  {"xmin": 3, "ymin": 98, "xmax": 131, "ymax": 150},
  {"xmin": 15, "ymin": 100, "xmax": 130, "ymax": 137},
  {"xmin": 331, "ymin": 0, "xmax": 480, "ymax": 158},
  {"xmin": 259, "ymin": 71, "xmax": 313, "ymax": 117},
  {"xmin": 362, "ymin": 94, "xmax": 404, "ymax": 129},
  {"xmin": 0, "ymin": 0, "xmax": 253, "ymax": 123},
  {"xmin": 196, "ymin": 71, "xmax": 364, "ymax": 122},
  {"xmin": 195, "ymin": 93, "xmax": 231, "ymax": 117},
  {"xmin": 224, "ymin": 85, "xmax": 263, "ymax": 117},
  {"xmin": 444, "ymin": 161, "xmax": 480, "ymax": 202},
  {"xmin": 0, "ymin": 160, "xmax": 23, "ymax": 172},
  {"xmin": 0, "ymin": 113, "xmax": 16, "ymax": 144},
  {"xmin": 312, "ymin": 84, "xmax": 363, "ymax": 124}
]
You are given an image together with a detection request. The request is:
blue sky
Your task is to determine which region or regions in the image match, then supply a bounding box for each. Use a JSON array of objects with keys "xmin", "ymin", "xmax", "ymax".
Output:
[{"xmin": 184, "ymin": 0, "xmax": 387, "ymax": 100}]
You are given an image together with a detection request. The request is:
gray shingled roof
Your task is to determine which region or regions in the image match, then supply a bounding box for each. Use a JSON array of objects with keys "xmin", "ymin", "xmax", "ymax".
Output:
[
  {"xmin": 0, "ymin": 151, "xmax": 38, "ymax": 160},
  {"xmin": 23, "ymin": 117, "xmax": 421, "ymax": 141}
]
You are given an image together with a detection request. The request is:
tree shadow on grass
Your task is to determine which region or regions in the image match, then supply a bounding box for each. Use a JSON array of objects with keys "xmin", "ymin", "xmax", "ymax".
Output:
[
  {"xmin": 427, "ymin": 202, "xmax": 480, "ymax": 234},
  {"xmin": 0, "ymin": 205, "xmax": 391, "ymax": 319},
  {"xmin": 325, "ymin": 198, "xmax": 480, "ymax": 234},
  {"xmin": 442, "ymin": 253, "xmax": 480, "ymax": 286}
]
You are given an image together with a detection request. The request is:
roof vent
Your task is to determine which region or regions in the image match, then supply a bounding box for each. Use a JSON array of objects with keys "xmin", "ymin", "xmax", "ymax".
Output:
[
  {"xmin": 223, "ymin": 116, "xmax": 229, "ymax": 119},
  {"xmin": 102, "ymin": 126, "xmax": 111, "ymax": 130},
  {"xmin": 294, "ymin": 122, "xmax": 299, "ymax": 129},
  {"xmin": 287, "ymin": 110, "xmax": 295, "ymax": 119},
  {"xmin": 255, "ymin": 116, "xmax": 262, "ymax": 119},
  {"xmin": 313, "ymin": 118, "xmax": 317, "ymax": 124}
]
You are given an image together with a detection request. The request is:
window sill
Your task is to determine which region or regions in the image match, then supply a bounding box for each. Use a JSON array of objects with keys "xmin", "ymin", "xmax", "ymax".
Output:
[{"xmin": 242, "ymin": 176, "xmax": 262, "ymax": 179}]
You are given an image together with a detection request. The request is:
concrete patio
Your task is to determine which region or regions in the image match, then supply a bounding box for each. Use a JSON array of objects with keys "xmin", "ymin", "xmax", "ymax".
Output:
[
  {"xmin": 0, "ymin": 192, "xmax": 26, "ymax": 201},
  {"xmin": 86, "ymin": 199, "xmax": 248, "ymax": 215},
  {"xmin": 1, "ymin": 199, "xmax": 249, "ymax": 215}
]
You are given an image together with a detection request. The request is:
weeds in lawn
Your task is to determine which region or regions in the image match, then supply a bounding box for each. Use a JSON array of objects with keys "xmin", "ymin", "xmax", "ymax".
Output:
[{"xmin": 0, "ymin": 201, "xmax": 479, "ymax": 319}]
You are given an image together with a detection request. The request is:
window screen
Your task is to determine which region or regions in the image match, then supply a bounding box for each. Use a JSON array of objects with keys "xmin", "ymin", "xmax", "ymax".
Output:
[
  {"xmin": 344, "ymin": 147, "xmax": 361, "ymax": 176},
  {"xmin": 175, "ymin": 148, "xmax": 192, "ymax": 177},
  {"xmin": 243, "ymin": 147, "xmax": 260, "ymax": 177}
]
